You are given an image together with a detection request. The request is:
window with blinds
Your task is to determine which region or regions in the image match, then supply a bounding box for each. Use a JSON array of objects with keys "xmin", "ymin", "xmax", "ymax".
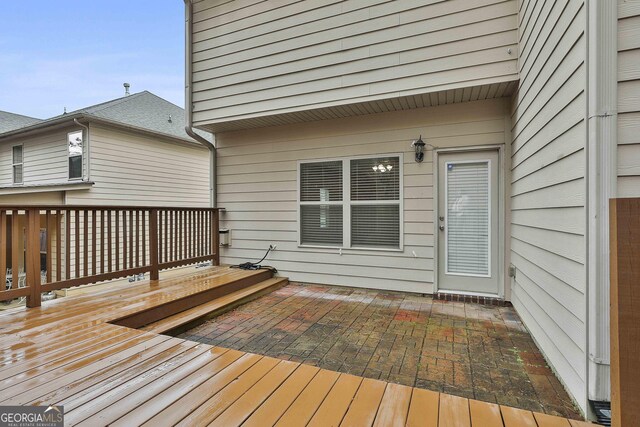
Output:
[
  {"xmin": 299, "ymin": 161, "xmax": 343, "ymax": 246},
  {"xmin": 12, "ymin": 145, "xmax": 23, "ymax": 185},
  {"xmin": 445, "ymin": 161, "xmax": 490, "ymax": 276},
  {"xmin": 350, "ymin": 157, "xmax": 400, "ymax": 248},
  {"xmin": 299, "ymin": 155, "xmax": 401, "ymax": 249}
]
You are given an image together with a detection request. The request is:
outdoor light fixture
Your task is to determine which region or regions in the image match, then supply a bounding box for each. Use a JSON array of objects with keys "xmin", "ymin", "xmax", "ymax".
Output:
[{"xmin": 411, "ymin": 135, "xmax": 426, "ymax": 163}]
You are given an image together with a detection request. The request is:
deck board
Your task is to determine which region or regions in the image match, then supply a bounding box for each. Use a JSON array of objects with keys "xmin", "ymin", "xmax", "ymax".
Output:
[{"xmin": 0, "ymin": 266, "xmax": 590, "ymax": 426}]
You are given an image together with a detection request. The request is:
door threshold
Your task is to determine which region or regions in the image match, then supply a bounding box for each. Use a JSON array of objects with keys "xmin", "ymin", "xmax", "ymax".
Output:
[{"xmin": 435, "ymin": 291, "xmax": 509, "ymax": 306}]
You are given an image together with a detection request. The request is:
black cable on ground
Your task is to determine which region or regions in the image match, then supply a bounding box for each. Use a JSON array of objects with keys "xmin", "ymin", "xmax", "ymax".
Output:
[{"xmin": 230, "ymin": 246, "xmax": 278, "ymax": 274}]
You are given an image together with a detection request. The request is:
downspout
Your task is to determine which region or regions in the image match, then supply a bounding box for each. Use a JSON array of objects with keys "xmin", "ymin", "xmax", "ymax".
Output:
[
  {"xmin": 73, "ymin": 118, "xmax": 90, "ymax": 181},
  {"xmin": 184, "ymin": 0, "xmax": 216, "ymax": 208},
  {"xmin": 585, "ymin": 0, "xmax": 617, "ymax": 410}
]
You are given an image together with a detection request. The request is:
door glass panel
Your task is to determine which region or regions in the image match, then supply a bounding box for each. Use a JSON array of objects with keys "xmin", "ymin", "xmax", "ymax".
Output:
[{"xmin": 446, "ymin": 161, "xmax": 490, "ymax": 276}]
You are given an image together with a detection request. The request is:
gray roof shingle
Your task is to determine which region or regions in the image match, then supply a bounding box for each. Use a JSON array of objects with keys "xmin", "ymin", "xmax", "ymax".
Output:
[
  {"xmin": 1, "ymin": 91, "xmax": 211, "ymax": 143},
  {"xmin": 0, "ymin": 111, "xmax": 43, "ymax": 133}
]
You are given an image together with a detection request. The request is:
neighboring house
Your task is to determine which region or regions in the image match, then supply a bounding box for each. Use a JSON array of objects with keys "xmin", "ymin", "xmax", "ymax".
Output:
[
  {"xmin": 0, "ymin": 90, "xmax": 212, "ymax": 206},
  {"xmin": 183, "ymin": 0, "xmax": 638, "ymax": 419},
  {"xmin": 0, "ymin": 90, "xmax": 213, "ymax": 285}
]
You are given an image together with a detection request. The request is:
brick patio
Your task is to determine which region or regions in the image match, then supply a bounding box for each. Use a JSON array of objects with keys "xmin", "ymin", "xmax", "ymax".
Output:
[{"xmin": 178, "ymin": 282, "xmax": 582, "ymax": 419}]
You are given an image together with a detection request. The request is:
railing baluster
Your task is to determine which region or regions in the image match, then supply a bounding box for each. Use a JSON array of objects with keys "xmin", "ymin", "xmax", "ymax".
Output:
[
  {"xmin": 122, "ymin": 210, "xmax": 128, "ymax": 270},
  {"xmin": 83, "ymin": 210, "xmax": 89, "ymax": 277},
  {"xmin": 65, "ymin": 210, "xmax": 70, "ymax": 280},
  {"xmin": 197, "ymin": 210, "xmax": 202, "ymax": 257},
  {"xmin": 192, "ymin": 210, "xmax": 196, "ymax": 258},
  {"xmin": 108, "ymin": 210, "xmax": 113, "ymax": 272},
  {"xmin": 158, "ymin": 211, "xmax": 163, "ymax": 264},
  {"xmin": 75, "ymin": 210, "xmax": 80, "ymax": 278},
  {"xmin": 171, "ymin": 210, "xmax": 175, "ymax": 262},
  {"xmin": 150, "ymin": 209, "xmax": 159, "ymax": 281},
  {"xmin": 167, "ymin": 210, "xmax": 171, "ymax": 263},
  {"xmin": 129, "ymin": 210, "xmax": 134, "ymax": 269},
  {"xmin": 0, "ymin": 211, "xmax": 6, "ymax": 289},
  {"xmin": 115, "ymin": 210, "xmax": 120, "ymax": 271},
  {"xmin": 202, "ymin": 210, "xmax": 206, "ymax": 257},
  {"xmin": 92, "ymin": 210, "xmax": 97, "ymax": 276},
  {"xmin": 142, "ymin": 210, "xmax": 146, "ymax": 267},
  {"xmin": 100, "ymin": 210, "xmax": 105, "ymax": 275},
  {"xmin": 56, "ymin": 210, "xmax": 61, "ymax": 282},
  {"xmin": 176, "ymin": 210, "xmax": 180, "ymax": 262},
  {"xmin": 11, "ymin": 210, "xmax": 19, "ymax": 289},
  {"xmin": 192, "ymin": 210, "xmax": 196, "ymax": 259},
  {"xmin": 46, "ymin": 210, "xmax": 52, "ymax": 284},
  {"xmin": 186, "ymin": 210, "xmax": 190, "ymax": 259},
  {"xmin": 206, "ymin": 211, "xmax": 211, "ymax": 258},
  {"xmin": 184, "ymin": 210, "xmax": 189, "ymax": 260},
  {"xmin": 211, "ymin": 210, "xmax": 219, "ymax": 266},
  {"xmin": 136, "ymin": 210, "xmax": 140, "ymax": 268}
]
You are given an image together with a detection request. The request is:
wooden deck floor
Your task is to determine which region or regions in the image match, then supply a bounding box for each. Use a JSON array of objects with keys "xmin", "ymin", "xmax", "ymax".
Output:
[{"xmin": 0, "ymin": 266, "xmax": 591, "ymax": 426}]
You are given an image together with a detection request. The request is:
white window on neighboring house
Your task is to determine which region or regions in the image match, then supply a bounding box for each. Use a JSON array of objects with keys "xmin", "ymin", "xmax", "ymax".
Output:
[
  {"xmin": 299, "ymin": 154, "xmax": 402, "ymax": 250},
  {"xmin": 68, "ymin": 130, "xmax": 83, "ymax": 180},
  {"xmin": 12, "ymin": 145, "xmax": 23, "ymax": 184}
]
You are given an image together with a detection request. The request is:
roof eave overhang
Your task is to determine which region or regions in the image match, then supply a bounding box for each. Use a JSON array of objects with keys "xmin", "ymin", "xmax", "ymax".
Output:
[
  {"xmin": 0, "ymin": 114, "xmax": 204, "ymax": 147},
  {"xmin": 0, "ymin": 181, "xmax": 95, "ymax": 196}
]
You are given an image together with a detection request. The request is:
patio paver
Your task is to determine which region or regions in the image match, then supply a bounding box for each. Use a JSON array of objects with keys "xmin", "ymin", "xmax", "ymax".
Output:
[{"xmin": 179, "ymin": 282, "xmax": 583, "ymax": 420}]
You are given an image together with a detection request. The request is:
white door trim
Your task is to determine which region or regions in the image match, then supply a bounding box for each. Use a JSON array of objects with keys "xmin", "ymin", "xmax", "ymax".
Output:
[{"xmin": 433, "ymin": 144, "xmax": 506, "ymax": 299}]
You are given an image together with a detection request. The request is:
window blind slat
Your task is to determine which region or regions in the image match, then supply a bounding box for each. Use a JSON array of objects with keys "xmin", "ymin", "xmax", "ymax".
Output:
[
  {"xmin": 300, "ymin": 161, "xmax": 342, "ymax": 202},
  {"xmin": 351, "ymin": 157, "xmax": 400, "ymax": 201},
  {"xmin": 300, "ymin": 205, "xmax": 343, "ymax": 246},
  {"xmin": 13, "ymin": 165, "xmax": 23, "ymax": 184},
  {"xmin": 446, "ymin": 161, "xmax": 489, "ymax": 275},
  {"xmin": 352, "ymin": 205, "xmax": 400, "ymax": 248}
]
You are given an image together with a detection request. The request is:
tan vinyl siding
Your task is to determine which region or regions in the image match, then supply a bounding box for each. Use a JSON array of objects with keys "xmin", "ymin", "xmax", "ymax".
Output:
[
  {"xmin": 66, "ymin": 125, "xmax": 211, "ymax": 207},
  {"xmin": 190, "ymin": 0, "xmax": 519, "ymax": 128},
  {"xmin": 0, "ymin": 126, "xmax": 81, "ymax": 187},
  {"xmin": 618, "ymin": 1, "xmax": 640, "ymax": 196},
  {"xmin": 509, "ymin": 0, "xmax": 586, "ymax": 413},
  {"xmin": 0, "ymin": 192, "xmax": 64, "ymax": 205},
  {"xmin": 216, "ymin": 98, "xmax": 508, "ymax": 293}
]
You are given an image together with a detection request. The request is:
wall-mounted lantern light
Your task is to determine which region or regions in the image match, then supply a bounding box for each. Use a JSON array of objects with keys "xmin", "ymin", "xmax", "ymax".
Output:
[{"xmin": 411, "ymin": 135, "xmax": 426, "ymax": 163}]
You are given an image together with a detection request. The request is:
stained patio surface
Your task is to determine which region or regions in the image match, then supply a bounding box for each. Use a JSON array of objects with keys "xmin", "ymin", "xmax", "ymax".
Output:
[{"xmin": 179, "ymin": 282, "xmax": 582, "ymax": 420}]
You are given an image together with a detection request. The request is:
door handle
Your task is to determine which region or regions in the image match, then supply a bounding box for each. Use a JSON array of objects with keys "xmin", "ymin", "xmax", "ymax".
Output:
[{"xmin": 439, "ymin": 225, "xmax": 445, "ymax": 231}]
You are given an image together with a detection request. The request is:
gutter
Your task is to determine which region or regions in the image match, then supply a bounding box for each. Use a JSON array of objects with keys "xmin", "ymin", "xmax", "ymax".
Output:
[
  {"xmin": 184, "ymin": 0, "xmax": 216, "ymax": 208},
  {"xmin": 73, "ymin": 118, "xmax": 90, "ymax": 181}
]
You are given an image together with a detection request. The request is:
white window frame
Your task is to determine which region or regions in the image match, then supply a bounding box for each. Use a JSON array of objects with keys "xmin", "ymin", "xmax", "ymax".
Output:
[
  {"xmin": 67, "ymin": 130, "xmax": 84, "ymax": 181},
  {"xmin": 297, "ymin": 153, "xmax": 404, "ymax": 252},
  {"xmin": 443, "ymin": 158, "xmax": 492, "ymax": 278},
  {"xmin": 12, "ymin": 144, "xmax": 23, "ymax": 185}
]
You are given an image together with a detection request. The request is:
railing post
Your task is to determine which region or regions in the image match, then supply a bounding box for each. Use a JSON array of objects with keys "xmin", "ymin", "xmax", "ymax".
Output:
[
  {"xmin": 149, "ymin": 209, "xmax": 159, "ymax": 281},
  {"xmin": 25, "ymin": 208, "xmax": 42, "ymax": 308},
  {"xmin": 610, "ymin": 198, "xmax": 640, "ymax": 427},
  {"xmin": 211, "ymin": 209, "xmax": 219, "ymax": 266}
]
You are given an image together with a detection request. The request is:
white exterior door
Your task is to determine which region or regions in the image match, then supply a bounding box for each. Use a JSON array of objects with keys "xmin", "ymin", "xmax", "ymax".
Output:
[{"xmin": 437, "ymin": 150, "xmax": 500, "ymax": 295}]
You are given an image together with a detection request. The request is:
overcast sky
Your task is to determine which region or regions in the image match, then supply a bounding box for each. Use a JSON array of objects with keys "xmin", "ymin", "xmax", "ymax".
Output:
[{"xmin": 0, "ymin": 1, "xmax": 185, "ymax": 118}]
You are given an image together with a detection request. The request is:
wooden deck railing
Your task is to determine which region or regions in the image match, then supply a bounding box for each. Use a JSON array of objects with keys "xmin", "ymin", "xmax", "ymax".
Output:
[{"xmin": 0, "ymin": 206, "xmax": 220, "ymax": 308}]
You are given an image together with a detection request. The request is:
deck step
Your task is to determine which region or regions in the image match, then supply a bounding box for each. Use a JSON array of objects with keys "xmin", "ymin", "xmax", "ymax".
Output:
[
  {"xmin": 110, "ymin": 268, "xmax": 273, "ymax": 329},
  {"xmin": 140, "ymin": 277, "xmax": 288, "ymax": 334}
]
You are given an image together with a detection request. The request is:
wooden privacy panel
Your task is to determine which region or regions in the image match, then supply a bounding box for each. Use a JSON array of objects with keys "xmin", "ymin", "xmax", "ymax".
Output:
[
  {"xmin": 0, "ymin": 206, "xmax": 220, "ymax": 307},
  {"xmin": 610, "ymin": 198, "xmax": 640, "ymax": 427}
]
